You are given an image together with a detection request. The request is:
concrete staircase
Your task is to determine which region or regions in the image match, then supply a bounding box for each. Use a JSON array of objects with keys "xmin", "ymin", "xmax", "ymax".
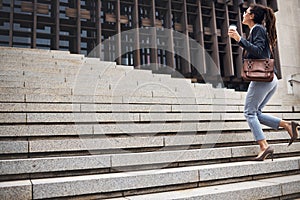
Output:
[{"xmin": 0, "ymin": 47, "xmax": 299, "ymax": 199}]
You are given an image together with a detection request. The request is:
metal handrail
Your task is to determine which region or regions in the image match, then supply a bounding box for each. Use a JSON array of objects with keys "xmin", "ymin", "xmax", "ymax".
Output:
[{"xmin": 289, "ymin": 79, "xmax": 300, "ymax": 85}]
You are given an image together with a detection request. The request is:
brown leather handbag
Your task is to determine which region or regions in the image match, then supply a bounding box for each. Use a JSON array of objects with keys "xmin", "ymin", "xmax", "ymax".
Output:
[{"xmin": 241, "ymin": 58, "xmax": 274, "ymax": 82}]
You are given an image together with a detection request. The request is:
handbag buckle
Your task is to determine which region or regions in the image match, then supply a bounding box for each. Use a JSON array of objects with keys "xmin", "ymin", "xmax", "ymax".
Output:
[
  {"xmin": 247, "ymin": 60, "xmax": 253, "ymax": 69},
  {"xmin": 264, "ymin": 59, "xmax": 270, "ymax": 69}
]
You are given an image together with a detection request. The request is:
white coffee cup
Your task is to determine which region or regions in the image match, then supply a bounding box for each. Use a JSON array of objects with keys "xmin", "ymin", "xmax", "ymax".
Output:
[{"xmin": 229, "ymin": 24, "xmax": 237, "ymax": 31}]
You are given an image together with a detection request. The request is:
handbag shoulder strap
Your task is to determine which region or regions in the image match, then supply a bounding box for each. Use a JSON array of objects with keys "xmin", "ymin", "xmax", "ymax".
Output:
[
  {"xmin": 243, "ymin": 45, "xmax": 274, "ymax": 59},
  {"xmin": 269, "ymin": 45, "xmax": 275, "ymax": 59},
  {"xmin": 242, "ymin": 49, "xmax": 248, "ymax": 59}
]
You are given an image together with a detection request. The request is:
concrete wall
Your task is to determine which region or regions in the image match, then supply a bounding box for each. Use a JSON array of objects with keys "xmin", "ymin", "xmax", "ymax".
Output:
[{"xmin": 275, "ymin": 0, "xmax": 300, "ymax": 105}]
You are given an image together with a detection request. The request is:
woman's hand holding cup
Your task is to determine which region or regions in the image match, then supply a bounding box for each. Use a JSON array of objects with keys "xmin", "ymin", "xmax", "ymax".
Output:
[{"xmin": 228, "ymin": 24, "xmax": 241, "ymax": 42}]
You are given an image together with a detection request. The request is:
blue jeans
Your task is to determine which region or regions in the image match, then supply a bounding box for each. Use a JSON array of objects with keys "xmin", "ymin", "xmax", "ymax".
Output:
[{"xmin": 244, "ymin": 75, "xmax": 281, "ymax": 141}]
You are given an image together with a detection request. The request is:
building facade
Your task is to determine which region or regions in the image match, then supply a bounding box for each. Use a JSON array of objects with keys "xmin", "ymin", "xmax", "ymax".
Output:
[
  {"xmin": 0, "ymin": 0, "xmax": 280, "ymax": 90},
  {"xmin": 274, "ymin": 0, "xmax": 300, "ymax": 106}
]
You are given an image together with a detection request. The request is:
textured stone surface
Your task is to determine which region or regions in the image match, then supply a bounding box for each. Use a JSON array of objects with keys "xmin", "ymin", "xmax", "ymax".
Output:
[
  {"xmin": 96, "ymin": 88, "xmax": 153, "ymax": 97},
  {"xmin": 265, "ymin": 131, "xmax": 290, "ymax": 140},
  {"xmin": 4, "ymin": 142, "xmax": 299, "ymax": 175},
  {"xmin": 1, "ymin": 47, "xmax": 300, "ymax": 200},
  {"xmin": 25, "ymin": 103, "xmax": 81, "ymax": 112},
  {"xmin": 27, "ymin": 113, "xmax": 139, "ymax": 123},
  {"xmin": 123, "ymin": 96, "xmax": 196, "ymax": 104},
  {"xmin": 25, "ymin": 80, "xmax": 73, "ymax": 88},
  {"xmin": 111, "ymin": 175, "xmax": 300, "ymax": 200},
  {"xmin": 163, "ymin": 132, "xmax": 279, "ymax": 147},
  {"xmin": 124, "ymin": 69, "xmax": 155, "ymax": 79},
  {"xmin": 108, "ymin": 178, "xmax": 284, "ymax": 200},
  {"xmin": 0, "ymin": 180, "xmax": 32, "ymax": 200},
  {"xmin": 197, "ymin": 121, "xmax": 251, "ymax": 132},
  {"xmin": 0, "ymin": 124, "xmax": 93, "ymax": 137},
  {"xmin": 0, "ymin": 102, "xmax": 26, "ymax": 112},
  {"xmin": 25, "ymin": 94, "xmax": 123, "ymax": 103},
  {"xmin": 0, "ymin": 141, "xmax": 28, "ymax": 154},
  {"xmin": 94, "ymin": 122, "xmax": 197, "ymax": 135},
  {"xmin": 199, "ymin": 162, "xmax": 250, "ymax": 181},
  {"xmin": 264, "ymin": 105, "xmax": 293, "ymax": 112},
  {"xmin": 294, "ymin": 106, "xmax": 300, "ymax": 112},
  {"xmin": 27, "ymin": 158, "xmax": 300, "ymax": 199},
  {"xmin": 0, "ymin": 155, "xmax": 110, "ymax": 175},
  {"xmin": 81, "ymin": 103, "xmax": 172, "ymax": 112},
  {"xmin": 0, "ymin": 80, "xmax": 25, "ymax": 87},
  {"xmin": 0, "ymin": 87, "xmax": 72, "ymax": 95},
  {"xmin": 7, "ymin": 63, "xmax": 76, "ymax": 73},
  {"xmin": 272, "ymin": 142, "xmax": 300, "ymax": 154},
  {"xmin": 171, "ymin": 104, "xmax": 241, "ymax": 112},
  {"xmin": 0, "ymin": 103, "xmax": 80, "ymax": 114},
  {"xmin": 111, "ymin": 148, "xmax": 231, "ymax": 167},
  {"xmin": 0, "ymin": 94, "xmax": 25, "ymax": 102},
  {"xmin": 262, "ymin": 174, "xmax": 300, "ymax": 195},
  {"xmin": 231, "ymin": 146, "xmax": 259, "ymax": 157},
  {"xmin": 31, "ymin": 167, "xmax": 199, "ymax": 199},
  {"xmin": 283, "ymin": 113, "xmax": 300, "ymax": 120},
  {"xmin": 29, "ymin": 136, "xmax": 164, "ymax": 153},
  {"xmin": 139, "ymin": 112, "xmax": 221, "ymax": 122},
  {"xmin": 199, "ymin": 157, "xmax": 300, "ymax": 181},
  {"xmin": 0, "ymin": 113, "xmax": 26, "ymax": 123},
  {"xmin": 249, "ymin": 157, "xmax": 300, "ymax": 176}
]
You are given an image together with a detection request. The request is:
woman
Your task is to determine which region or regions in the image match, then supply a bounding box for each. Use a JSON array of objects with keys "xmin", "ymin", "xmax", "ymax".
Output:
[{"xmin": 228, "ymin": 4, "xmax": 299, "ymax": 161}]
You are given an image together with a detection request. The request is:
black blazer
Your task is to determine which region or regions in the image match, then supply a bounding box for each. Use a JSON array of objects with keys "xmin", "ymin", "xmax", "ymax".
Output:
[{"xmin": 238, "ymin": 24, "xmax": 271, "ymax": 59}]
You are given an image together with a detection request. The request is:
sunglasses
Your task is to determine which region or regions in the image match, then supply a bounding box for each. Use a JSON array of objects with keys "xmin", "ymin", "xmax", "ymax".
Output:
[{"xmin": 243, "ymin": 11, "xmax": 252, "ymax": 15}]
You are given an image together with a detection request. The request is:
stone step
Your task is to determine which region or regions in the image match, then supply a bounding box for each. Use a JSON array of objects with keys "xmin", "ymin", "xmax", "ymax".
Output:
[
  {"xmin": 25, "ymin": 80, "xmax": 74, "ymax": 88},
  {"xmin": 0, "ymin": 102, "xmax": 293, "ymax": 113},
  {"xmin": 0, "ymin": 68, "xmax": 170, "ymax": 86},
  {"xmin": 0, "ymin": 70, "xmax": 281, "ymax": 106},
  {"xmin": 0, "ymin": 81, "xmax": 281, "ymax": 107},
  {"xmin": 0, "ymin": 121, "xmax": 283, "ymax": 137},
  {"xmin": 0, "ymin": 63, "xmax": 80, "ymax": 76},
  {"xmin": 1, "ymin": 143, "xmax": 299, "ymax": 176},
  {"xmin": 0, "ymin": 81, "xmax": 225, "ymax": 99},
  {"xmin": 170, "ymin": 104, "xmax": 293, "ymax": 113},
  {"xmin": 0, "ymin": 80, "xmax": 25, "ymax": 88},
  {"xmin": 0, "ymin": 60, "xmax": 117, "ymax": 78},
  {"xmin": 0, "ymin": 93, "xmax": 124, "ymax": 103},
  {"xmin": 0, "ymin": 46, "xmax": 67, "ymax": 55},
  {"xmin": 115, "ymin": 65, "xmax": 134, "ymax": 70},
  {"xmin": 152, "ymin": 72, "xmax": 172, "ymax": 80},
  {"xmin": 0, "ymin": 93, "xmax": 285, "ymax": 106},
  {"xmin": 0, "ymin": 180, "xmax": 32, "ymax": 200},
  {"xmin": 106, "ymin": 174, "xmax": 300, "ymax": 200},
  {"xmin": 0, "ymin": 80, "xmax": 78, "ymax": 90},
  {"xmin": 0, "ymin": 72, "xmax": 67, "ymax": 83},
  {"xmin": 0, "ymin": 61, "xmax": 83, "ymax": 75},
  {"xmin": 0, "ymin": 64, "xmax": 245, "ymax": 102},
  {"xmin": 0, "ymin": 47, "xmax": 299, "ymax": 200},
  {"xmin": 0, "ymin": 131, "xmax": 293, "ymax": 155},
  {"xmin": 0, "ymin": 87, "xmax": 73, "ymax": 96},
  {"xmin": 0, "ymin": 68, "xmax": 160, "ymax": 86},
  {"xmin": 1, "ymin": 112, "xmax": 299, "ymax": 124},
  {"xmin": 0, "ymin": 92, "xmax": 278, "ymax": 106},
  {"xmin": 0, "ymin": 157, "xmax": 298, "ymax": 199},
  {"xmin": 0, "ymin": 59, "xmax": 83, "ymax": 69},
  {"xmin": 0, "ymin": 47, "xmax": 84, "ymax": 60},
  {"xmin": 0, "ymin": 47, "xmax": 279, "ymax": 104},
  {"xmin": 1, "ymin": 64, "xmax": 211, "ymax": 84}
]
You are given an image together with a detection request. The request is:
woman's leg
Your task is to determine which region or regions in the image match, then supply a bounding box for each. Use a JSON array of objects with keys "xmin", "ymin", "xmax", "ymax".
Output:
[
  {"xmin": 245, "ymin": 75, "xmax": 298, "ymax": 158},
  {"xmin": 257, "ymin": 120, "xmax": 295, "ymax": 155},
  {"xmin": 256, "ymin": 77, "xmax": 281, "ymax": 130},
  {"xmin": 279, "ymin": 120, "xmax": 293, "ymax": 138},
  {"xmin": 244, "ymin": 76, "xmax": 279, "ymax": 152},
  {"xmin": 255, "ymin": 76, "xmax": 295, "ymax": 143}
]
